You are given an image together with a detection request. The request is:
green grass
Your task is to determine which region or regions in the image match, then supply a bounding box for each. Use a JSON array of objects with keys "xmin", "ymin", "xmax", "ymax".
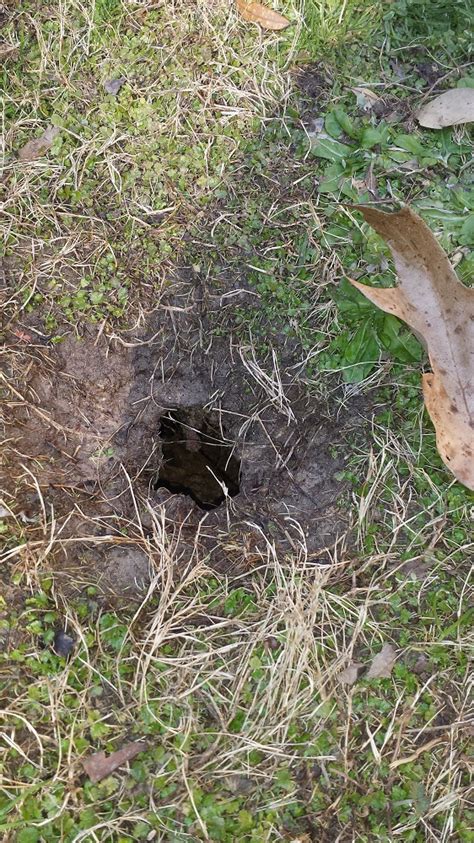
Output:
[
  {"xmin": 301, "ymin": 0, "xmax": 382, "ymax": 56},
  {"xmin": 2, "ymin": 549, "xmax": 472, "ymax": 841},
  {"xmin": 3, "ymin": 0, "xmax": 291, "ymax": 328},
  {"xmin": 1, "ymin": 0, "xmax": 474, "ymax": 840}
]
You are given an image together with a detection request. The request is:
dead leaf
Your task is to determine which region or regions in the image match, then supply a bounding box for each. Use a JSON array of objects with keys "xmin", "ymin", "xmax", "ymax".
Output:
[
  {"xmin": 236, "ymin": 0, "xmax": 290, "ymax": 30},
  {"xmin": 337, "ymin": 661, "xmax": 363, "ymax": 685},
  {"xmin": 349, "ymin": 206, "xmax": 474, "ymax": 490},
  {"xmin": 365, "ymin": 163, "xmax": 378, "ymax": 196},
  {"xmin": 226, "ymin": 774, "xmax": 255, "ymax": 794},
  {"xmin": 352, "ymin": 164, "xmax": 378, "ymax": 197},
  {"xmin": 366, "ymin": 643, "xmax": 397, "ymax": 679},
  {"xmin": 18, "ymin": 125, "xmax": 60, "ymax": 162},
  {"xmin": 306, "ymin": 116, "xmax": 325, "ymax": 139},
  {"xmin": 82, "ymin": 741, "xmax": 147, "ymax": 782},
  {"xmin": 401, "ymin": 557, "xmax": 432, "ymax": 581},
  {"xmin": 416, "ymin": 88, "xmax": 474, "ymax": 128},
  {"xmin": 11, "ymin": 328, "xmax": 34, "ymax": 343}
]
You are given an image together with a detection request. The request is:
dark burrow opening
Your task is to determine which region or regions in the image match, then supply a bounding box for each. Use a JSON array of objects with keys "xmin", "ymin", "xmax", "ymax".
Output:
[{"xmin": 154, "ymin": 410, "xmax": 241, "ymax": 510}]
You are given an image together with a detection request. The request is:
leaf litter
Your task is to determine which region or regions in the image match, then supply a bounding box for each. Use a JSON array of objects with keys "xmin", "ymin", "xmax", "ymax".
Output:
[
  {"xmin": 236, "ymin": 0, "xmax": 290, "ymax": 30},
  {"xmin": 0, "ymin": 41, "xmax": 19, "ymax": 60},
  {"xmin": 82, "ymin": 741, "xmax": 148, "ymax": 782},
  {"xmin": 337, "ymin": 661, "xmax": 364, "ymax": 686},
  {"xmin": 18, "ymin": 125, "xmax": 60, "ymax": 161},
  {"xmin": 352, "ymin": 86, "xmax": 382, "ymax": 111},
  {"xmin": 366, "ymin": 642, "xmax": 397, "ymax": 679},
  {"xmin": 348, "ymin": 206, "xmax": 474, "ymax": 491},
  {"xmin": 416, "ymin": 87, "xmax": 474, "ymax": 128},
  {"xmin": 337, "ymin": 644, "xmax": 396, "ymax": 685}
]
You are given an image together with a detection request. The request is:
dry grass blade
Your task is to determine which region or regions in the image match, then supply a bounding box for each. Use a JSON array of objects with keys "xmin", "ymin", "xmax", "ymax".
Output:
[{"xmin": 238, "ymin": 344, "xmax": 296, "ymax": 423}]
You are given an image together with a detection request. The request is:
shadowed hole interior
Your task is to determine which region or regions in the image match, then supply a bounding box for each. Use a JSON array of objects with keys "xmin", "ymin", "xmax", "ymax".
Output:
[{"xmin": 154, "ymin": 410, "xmax": 241, "ymax": 510}]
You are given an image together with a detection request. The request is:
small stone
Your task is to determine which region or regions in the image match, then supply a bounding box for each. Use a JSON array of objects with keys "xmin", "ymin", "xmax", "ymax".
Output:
[
  {"xmin": 104, "ymin": 77, "xmax": 125, "ymax": 95},
  {"xmin": 53, "ymin": 629, "xmax": 75, "ymax": 657},
  {"xmin": 412, "ymin": 653, "xmax": 431, "ymax": 675}
]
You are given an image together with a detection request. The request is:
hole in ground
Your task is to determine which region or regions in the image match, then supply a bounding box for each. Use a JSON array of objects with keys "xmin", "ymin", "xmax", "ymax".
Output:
[{"xmin": 154, "ymin": 409, "xmax": 241, "ymax": 510}]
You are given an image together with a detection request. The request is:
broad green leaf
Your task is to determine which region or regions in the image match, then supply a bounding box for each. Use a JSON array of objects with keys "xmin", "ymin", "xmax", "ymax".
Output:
[
  {"xmin": 387, "ymin": 149, "xmax": 414, "ymax": 163},
  {"xmin": 311, "ymin": 137, "xmax": 352, "ymax": 162},
  {"xmin": 379, "ymin": 315, "xmax": 423, "ymax": 363},
  {"xmin": 459, "ymin": 214, "xmax": 474, "ymax": 246},
  {"xmin": 342, "ymin": 322, "xmax": 379, "ymax": 382},
  {"xmin": 17, "ymin": 830, "xmax": 40, "ymax": 843},
  {"xmin": 360, "ymin": 126, "xmax": 384, "ymax": 149},
  {"xmin": 392, "ymin": 133, "xmax": 427, "ymax": 157},
  {"xmin": 451, "ymin": 188, "xmax": 474, "ymax": 212},
  {"xmin": 340, "ymin": 180, "xmax": 359, "ymax": 200},
  {"xmin": 318, "ymin": 162, "xmax": 344, "ymax": 193},
  {"xmin": 324, "ymin": 111, "xmax": 343, "ymax": 138},
  {"xmin": 323, "ymin": 222, "xmax": 352, "ymax": 246},
  {"xmin": 336, "ymin": 277, "xmax": 376, "ymax": 311},
  {"xmin": 334, "ymin": 106, "xmax": 358, "ymax": 138},
  {"xmin": 457, "ymin": 76, "xmax": 474, "ymax": 89},
  {"xmin": 457, "ymin": 255, "xmax": 474, "ymax": 285}
]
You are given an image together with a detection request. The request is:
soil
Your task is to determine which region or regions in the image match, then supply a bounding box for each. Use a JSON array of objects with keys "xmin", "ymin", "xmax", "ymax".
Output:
[
  {"xmin": 294, "ymin": 62, "xmax": 335, "ymax": 130},
  {"xmin": 415, "ymin": 60, "xmax": 445, "ymax": 88},
  {"xmin": 294, "ymin": 63, "xmax": 333, "ymax": 102},
  {"xmin": 1, "ymin": 287, "xmax": 371, "ymax": 600}
]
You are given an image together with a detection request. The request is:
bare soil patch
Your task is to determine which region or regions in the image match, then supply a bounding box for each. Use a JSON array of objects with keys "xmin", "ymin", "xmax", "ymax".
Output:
[{"xmin": 2, "ymin": 289, "xmax": 370, "ymax": 599}]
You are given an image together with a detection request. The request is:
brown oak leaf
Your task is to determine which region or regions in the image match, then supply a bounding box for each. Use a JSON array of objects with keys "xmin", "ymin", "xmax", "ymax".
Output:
[{"xmin": 349, "ymin": 206, "xmax": 474, "ymax": 490}]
